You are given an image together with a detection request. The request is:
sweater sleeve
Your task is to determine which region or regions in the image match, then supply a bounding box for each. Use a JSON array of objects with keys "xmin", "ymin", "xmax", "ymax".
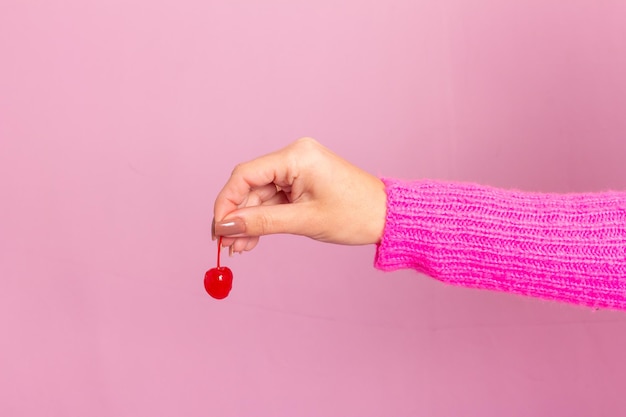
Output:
[{"xmin": 374, "ymin": 178, "xmax": 626, "ymax": 311}]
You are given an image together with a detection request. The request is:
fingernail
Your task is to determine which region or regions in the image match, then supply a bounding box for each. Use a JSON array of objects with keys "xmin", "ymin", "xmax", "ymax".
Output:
[
  {"xmin": 211, "ymin": 218, "xmax": 216, "ymax": 241},
  {"xmin": 214, "ymin": 217, "xmax": 246, "ymax": 237},
  {"xmin": 229, "ymin": 245, "xmax": 234, "ymax": 257}
]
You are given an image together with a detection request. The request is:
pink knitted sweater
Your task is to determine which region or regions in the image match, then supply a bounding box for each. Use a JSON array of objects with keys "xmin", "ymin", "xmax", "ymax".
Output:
[{"xmin": 374, "ymin": 179, "xmax": 626, "ymax": 311}]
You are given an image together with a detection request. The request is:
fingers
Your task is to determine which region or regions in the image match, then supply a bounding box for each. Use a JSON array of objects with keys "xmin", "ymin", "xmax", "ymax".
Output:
[
  {"xmin": 261, "ymin": 190, "xmax": 290, "ymax": 206},
  {"xmin": 213, "ymin": 148, "xmax": 297, "ymax": 224},
  {"xmin": 216, "ymin": 189, "xmax": 291, "ymax": 254},
  {"xmin": 219, "ymin": 201, "xmax": 315, "ymax": 240},
  {"xmin": 214, "ymin": 187, "xmax": 290, "ymax": 236},
  {"xmin": 245, "ymin": 184, "xmax": 282, "ymax": 206},
  {"xmin": 212, "ymin": 183, "xmax": 282, "ymax": 236},
  {"xmin": 212, "ymin": 137, "xmax": 326, "ymax": 253},
  {"xmin": 228, "ymin": 236, "xmax": 259, "ymax": 255},
  {"xmin": 219, "ymin": 236, "xmax": 260, "ymax": 256}
]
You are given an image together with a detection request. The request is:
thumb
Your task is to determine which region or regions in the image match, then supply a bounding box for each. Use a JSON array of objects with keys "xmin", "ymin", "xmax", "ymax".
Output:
[{"xmin": 214, "ymin": 203, "xmax": 314, "ymax": 238}]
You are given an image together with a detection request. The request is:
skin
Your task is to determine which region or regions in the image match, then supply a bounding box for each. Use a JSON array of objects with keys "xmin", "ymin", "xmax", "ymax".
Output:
[{"xmin": 213, "ymin": 137, "xmax": 388, "ymax": 254}]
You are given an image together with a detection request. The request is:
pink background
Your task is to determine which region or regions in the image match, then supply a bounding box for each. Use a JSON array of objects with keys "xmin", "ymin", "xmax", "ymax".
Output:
[{"xmin": 1, "ymin": 1, "xmax": 626, "ymax": 416}]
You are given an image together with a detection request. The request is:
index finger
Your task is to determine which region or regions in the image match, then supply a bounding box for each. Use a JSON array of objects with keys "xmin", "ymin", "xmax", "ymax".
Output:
[{"xmin": 213, "ymin": 147, "xmax": 297, "ymax": 222}]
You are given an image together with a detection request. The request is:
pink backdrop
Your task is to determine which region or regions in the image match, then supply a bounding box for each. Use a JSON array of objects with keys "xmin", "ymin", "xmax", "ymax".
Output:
[{"xmin": 2, "ymin": 1, "xmax": 626, "ymax": 416}]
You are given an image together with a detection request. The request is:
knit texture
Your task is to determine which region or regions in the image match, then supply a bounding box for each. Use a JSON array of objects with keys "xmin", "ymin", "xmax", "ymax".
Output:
[{"xmin": 375, "ymin": 178, "xmax": 626, "ymax": 311}]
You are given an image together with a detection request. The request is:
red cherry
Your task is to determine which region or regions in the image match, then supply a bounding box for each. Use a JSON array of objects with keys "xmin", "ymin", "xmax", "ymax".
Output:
[
  {"xmin": 204, "ymin": 236, "xmax": 233, "ymax": 299},
  {"xmin": 204, "ymin": 266, "xmax": 233, "ymax": 299}
]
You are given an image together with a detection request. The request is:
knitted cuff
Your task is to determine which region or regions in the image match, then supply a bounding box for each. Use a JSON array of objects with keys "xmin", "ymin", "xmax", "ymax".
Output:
[{"xmin": 375, "ymin": 178, "xmax": 626, "ymax": 310}]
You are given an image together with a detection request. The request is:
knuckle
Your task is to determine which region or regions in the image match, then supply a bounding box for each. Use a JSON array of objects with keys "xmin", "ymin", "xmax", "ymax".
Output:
[
  {"xmin": 287, "ymin": 137, "xmax": 321, "ymax": 173},
  {"xmin": 231, "ymin": 163, "xmax": 244, "ymax": 176},
  {"xmin": 256, "ymin": 212, "xmax": 274, "ymax": 235},
  {"xmin": 295, "ymin": 136, "xmax": 318, "ymax": 148}
]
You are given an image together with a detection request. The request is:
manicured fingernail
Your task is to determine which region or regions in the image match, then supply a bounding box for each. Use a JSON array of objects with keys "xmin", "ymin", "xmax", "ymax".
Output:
[
  {"xmin": 211, "ymin": 218, "xmax": 216, "ymax": 241},
  {"xmin": 214, "ymin": 217, "xmax": 246, "ymax": 236}
]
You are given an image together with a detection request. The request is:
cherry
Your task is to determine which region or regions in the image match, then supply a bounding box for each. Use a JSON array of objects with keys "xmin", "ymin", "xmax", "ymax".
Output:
[
  {"xmin": 204, "ymin": 266, "xmax": 233, "ymax": 299},
  {"xmin": 204, "ymin": 237, "xmax": 233, "ymax": 299}
]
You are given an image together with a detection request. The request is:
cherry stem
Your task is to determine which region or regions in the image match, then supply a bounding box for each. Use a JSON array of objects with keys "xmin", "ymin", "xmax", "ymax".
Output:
[{"xmin": 217, "ymin": 236, "xmax": 223, "ymax": 268}]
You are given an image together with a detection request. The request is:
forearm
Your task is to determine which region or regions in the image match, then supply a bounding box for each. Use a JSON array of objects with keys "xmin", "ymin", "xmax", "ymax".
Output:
[{"xmin": 375, "ymin": 178, "xmax": 626, "ymax": 310}]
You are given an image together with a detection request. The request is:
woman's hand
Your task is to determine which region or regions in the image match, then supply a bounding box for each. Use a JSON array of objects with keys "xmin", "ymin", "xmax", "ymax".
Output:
[{"xmin": 212, "ymin": 137, "xmax": 387, "ymax": 254}]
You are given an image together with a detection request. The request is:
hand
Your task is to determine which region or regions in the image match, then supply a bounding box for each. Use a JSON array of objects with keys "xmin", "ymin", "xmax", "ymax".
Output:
[{"xmin": 212, "ymin": 137, "xmax": 387, "ymax": 254}]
